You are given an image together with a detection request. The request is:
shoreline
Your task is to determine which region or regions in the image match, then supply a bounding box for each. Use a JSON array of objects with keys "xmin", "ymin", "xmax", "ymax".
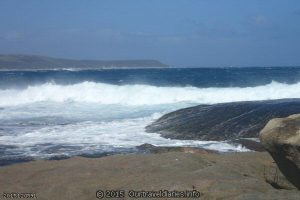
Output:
[
  {"xmin": 0, "ymin": 142, "xmax": 255, "ymax": 167},
  {"xmin": 0, "ymin": 66, "xmax": 170, "ymax": 72},
  {"xmin": 0, "ymin": 147, "xmax": 299, "ymax": 199}
]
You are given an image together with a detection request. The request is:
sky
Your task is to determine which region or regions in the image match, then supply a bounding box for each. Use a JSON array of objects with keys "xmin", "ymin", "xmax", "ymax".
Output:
[{"xmin": 0, "ymin": 0, "xmax": 300, "ymax": 67}]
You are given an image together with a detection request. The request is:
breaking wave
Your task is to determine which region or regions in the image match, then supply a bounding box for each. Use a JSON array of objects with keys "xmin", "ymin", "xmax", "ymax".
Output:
[{"xmin": 0, "ymin": 81, "xmax": 300, "ymax": 107}]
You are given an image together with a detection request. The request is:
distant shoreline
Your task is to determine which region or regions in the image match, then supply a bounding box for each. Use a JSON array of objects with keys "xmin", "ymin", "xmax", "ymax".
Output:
[
  {"xmin": 0, "ymin": 66, "xmax": 169, "ymax": 72},
  {"xmin": 0, "ymin": 54, "xmax": 168, "ymax": 70},
  {"xmin": 1, "ymin": 66, "xmax": 300, "ymax": 72}
]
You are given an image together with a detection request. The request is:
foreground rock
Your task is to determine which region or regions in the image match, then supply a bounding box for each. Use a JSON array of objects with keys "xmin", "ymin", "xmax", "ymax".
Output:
[
  {"xmin": 146, "ymin": 99, "xmax": 300, "ymax": 142},
  {"xmin": 0, "ymin": 149, "xmax": 299, "ymax": 199},
  {"xmin": 260, "ymin": 114, "xmax": 300, "ymax": 189}
]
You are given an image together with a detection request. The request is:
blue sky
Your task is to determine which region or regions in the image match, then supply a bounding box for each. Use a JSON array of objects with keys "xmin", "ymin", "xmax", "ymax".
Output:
[{"xmin": 0, "ymin": 0, "xmax": 300, "ymax": 67}]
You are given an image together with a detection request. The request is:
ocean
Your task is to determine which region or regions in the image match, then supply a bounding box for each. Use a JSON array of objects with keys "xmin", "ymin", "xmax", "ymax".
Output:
[{"xmin": 1, "ymin": 67, "xmax": 300, "ymax": 164}]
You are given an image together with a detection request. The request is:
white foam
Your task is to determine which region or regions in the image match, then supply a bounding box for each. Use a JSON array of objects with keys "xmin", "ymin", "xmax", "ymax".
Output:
[
  {"xmin": 2, "ymin": 81, "xmax": 295, "ymax": 158},
  {"xmin": 0, "ymin": 116, "xmax": 249, "ymax": 158},
  {"xmin": 0, "ymin": 81, "xmax": 300, "ymax": 107}
]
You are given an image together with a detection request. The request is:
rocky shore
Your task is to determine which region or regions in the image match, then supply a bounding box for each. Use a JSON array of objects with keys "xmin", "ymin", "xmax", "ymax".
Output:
[
  {"xmin": 146, "ymin": 99, "xmax": 300, "ymax": 151},
  {"xmin": 1, "ymin": 102, "xmax": 300, "ymax": 199},
  {"xmin": 0, "ymin": 146, "xmax": 299, "ymax": 200}
]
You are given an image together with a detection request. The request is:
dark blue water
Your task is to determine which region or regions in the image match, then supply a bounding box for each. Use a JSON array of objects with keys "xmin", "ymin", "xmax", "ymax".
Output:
[{"xmin": 1, "ymin": 67, "xmax": 300, "ymax": 89}]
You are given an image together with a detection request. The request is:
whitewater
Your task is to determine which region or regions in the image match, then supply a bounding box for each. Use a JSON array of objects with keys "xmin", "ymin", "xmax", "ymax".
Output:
[
  {"xmin": 1, "ymin": 81, "xmax": 300, "ymax": 107},
  {"xmin": 1, "ymin": 68, "xmax": 300, "ymax": 162}
]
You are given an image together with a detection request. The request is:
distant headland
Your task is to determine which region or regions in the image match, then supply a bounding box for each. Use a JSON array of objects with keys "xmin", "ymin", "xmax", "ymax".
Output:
[{"xmin": 0, "ymin": 54, "xmax": 168, "ymax": 70}]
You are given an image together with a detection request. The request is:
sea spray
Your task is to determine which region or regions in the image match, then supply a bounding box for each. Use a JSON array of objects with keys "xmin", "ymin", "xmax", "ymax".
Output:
[{"xmin": 1, "ymin": 81, "xmax": 300, "ymax": 107}]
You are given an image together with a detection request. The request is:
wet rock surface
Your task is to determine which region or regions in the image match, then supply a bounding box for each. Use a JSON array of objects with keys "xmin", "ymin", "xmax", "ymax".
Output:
[
  {"xmin": 230, "ymin": 139, "xmax": 265, "ymax": 152},
  {"xmin": 146, "ymin": 99, "xmax": 300, "ymax": 142}
]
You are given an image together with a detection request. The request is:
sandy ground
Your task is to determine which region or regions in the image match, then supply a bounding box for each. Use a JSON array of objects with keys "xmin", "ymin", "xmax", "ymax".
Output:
[{"xmin": 0, "ymin": 148, "xmax": 299, "ymax": 200}]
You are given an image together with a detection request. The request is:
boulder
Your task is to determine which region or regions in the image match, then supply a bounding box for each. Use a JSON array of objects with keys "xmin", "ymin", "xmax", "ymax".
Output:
[{"xmin": 260, "ymin": 114, "xmax": 300, "ymax": 189}]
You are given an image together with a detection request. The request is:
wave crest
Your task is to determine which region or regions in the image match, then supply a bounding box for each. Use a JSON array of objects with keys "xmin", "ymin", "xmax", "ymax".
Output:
[{"xmin": 0, "ymin": 81, "xmax": 300, "ymax": 107}]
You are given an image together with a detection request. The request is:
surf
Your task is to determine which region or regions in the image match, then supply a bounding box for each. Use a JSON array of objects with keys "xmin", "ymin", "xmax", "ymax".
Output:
[{"xmin": 1, "ymin": 81, "xmax": 300, "ymax": 107}]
